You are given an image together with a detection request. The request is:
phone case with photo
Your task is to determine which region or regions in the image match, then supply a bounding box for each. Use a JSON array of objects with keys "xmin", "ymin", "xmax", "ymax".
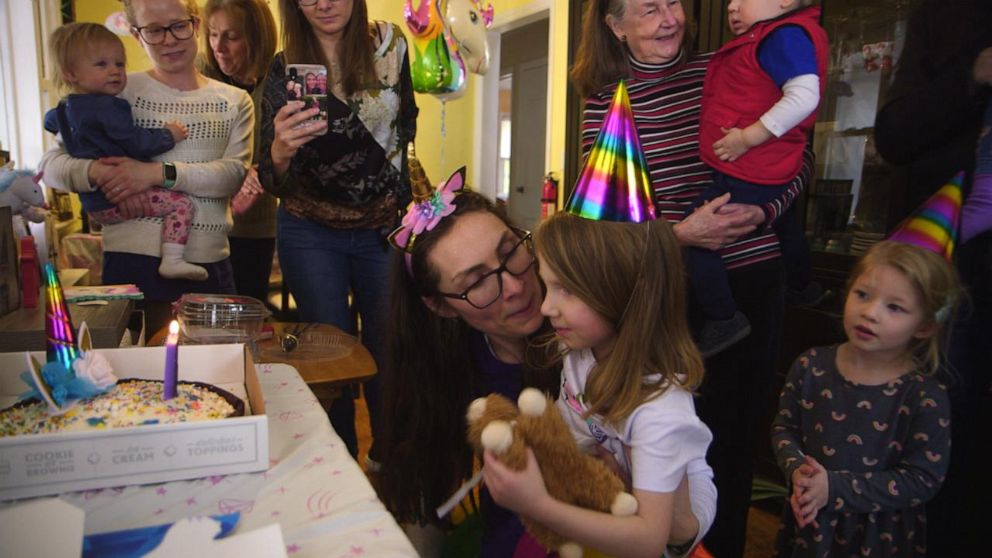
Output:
[{"xmin": 285, "ymin": 63, "xmax": 328, "ymax": 134}]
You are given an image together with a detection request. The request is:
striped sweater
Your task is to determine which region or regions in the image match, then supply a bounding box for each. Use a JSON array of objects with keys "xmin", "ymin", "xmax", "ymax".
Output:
[{"xmin": 581, "ymin": 51, "xmax": 813, "ymax": 270}]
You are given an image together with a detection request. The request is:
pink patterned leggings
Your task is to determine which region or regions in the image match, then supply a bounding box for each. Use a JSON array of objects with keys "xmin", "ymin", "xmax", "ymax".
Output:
[{"xmin": 88, "ymin": 188, "xmax": 194, "ymax": 244}]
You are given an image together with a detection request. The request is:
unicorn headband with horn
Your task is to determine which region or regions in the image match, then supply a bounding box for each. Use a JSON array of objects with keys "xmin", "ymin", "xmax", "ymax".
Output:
[{"xmin": 389, "ymin": 165, "xmax": 467, "ymax": 263}]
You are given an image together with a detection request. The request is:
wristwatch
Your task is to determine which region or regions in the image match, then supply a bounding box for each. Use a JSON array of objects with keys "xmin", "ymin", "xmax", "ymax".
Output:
[{"xmin": 162, "ymin": 162, "xmax": 177, "ymax": 189}]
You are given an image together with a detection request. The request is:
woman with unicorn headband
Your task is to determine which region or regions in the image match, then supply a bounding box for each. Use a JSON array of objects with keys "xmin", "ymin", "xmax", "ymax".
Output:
[
  {"xmin": 376, "ymin": 79, "xmax": 715, "ymax": 558},
  {"xmin": 375, "ymin": 166, "xmax": 561, "ymax": 556}
]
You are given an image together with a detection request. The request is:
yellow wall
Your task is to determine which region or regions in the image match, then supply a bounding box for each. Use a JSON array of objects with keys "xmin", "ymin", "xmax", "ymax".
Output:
[
  {"xmin": 71, "ymin": 0, "xmax": 571, "ymax": 191},
  {"xmin": 74, "ymin": 1, "xmax": 153, "ymax": 73},
  {"xmin": 369, "ymin": 0, "xmax": 571, "ymax": 188}
]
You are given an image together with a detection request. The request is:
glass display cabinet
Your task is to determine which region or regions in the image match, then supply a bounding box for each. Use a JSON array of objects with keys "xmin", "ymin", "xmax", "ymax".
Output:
[{"xmin": 804, "ymin": 0, "xmax": 922, "ymax": 305}]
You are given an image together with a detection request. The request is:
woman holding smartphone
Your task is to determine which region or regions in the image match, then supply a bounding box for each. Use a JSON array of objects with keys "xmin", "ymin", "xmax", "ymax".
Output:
[{"xmin": 256, "ymin": 0, "xmax": 418, "ymax": 462}]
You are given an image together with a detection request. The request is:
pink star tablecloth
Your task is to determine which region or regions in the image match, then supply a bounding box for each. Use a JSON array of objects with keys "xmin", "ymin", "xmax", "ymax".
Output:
[{"xmin": 13, "ymin": 363, "xmax": 416, "ymax": 557}]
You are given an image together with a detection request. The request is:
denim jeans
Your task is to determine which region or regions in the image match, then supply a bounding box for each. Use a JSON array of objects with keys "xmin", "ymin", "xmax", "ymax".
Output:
[
  {"xmin": 276, "ymin": 207, "xmax": 390, "ymax": 458},
  {"xmin": 687, "ymin": 171, "xmax": 810, "ymax": 319}
]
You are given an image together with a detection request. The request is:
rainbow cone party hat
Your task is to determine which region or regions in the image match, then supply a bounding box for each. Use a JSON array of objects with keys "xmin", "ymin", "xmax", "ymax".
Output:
[
  {"xmin": 566, "ymin": 80, "xmax": 656, "ymax": 222},
  {"xmin": 888, "ymin": 172, "xmax": 963, "ymax": 261},
  {"xmin": 42, "ymin": 262, "xmax": 79, "ymax": 371}
]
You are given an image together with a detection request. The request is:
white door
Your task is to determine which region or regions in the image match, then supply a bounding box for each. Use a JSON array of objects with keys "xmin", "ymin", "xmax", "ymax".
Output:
[{"xmin": 506, "ymin": 56, "xmax": 548, "ymax": 231}]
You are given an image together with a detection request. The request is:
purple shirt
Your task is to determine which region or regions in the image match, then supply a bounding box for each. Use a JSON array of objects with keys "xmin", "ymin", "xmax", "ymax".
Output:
[{"xmin": 473, "ymin": 332, "xmax": 551, "ymax": 557}]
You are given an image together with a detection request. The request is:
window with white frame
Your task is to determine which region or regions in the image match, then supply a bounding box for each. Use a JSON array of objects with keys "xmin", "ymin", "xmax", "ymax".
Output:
[{"xmin": 0, "ymin": 0, "xmax": 60, "ymax": 170}]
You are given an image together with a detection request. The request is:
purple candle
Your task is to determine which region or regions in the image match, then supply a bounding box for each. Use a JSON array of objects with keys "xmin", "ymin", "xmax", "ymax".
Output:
[{"xmin": 163, "ymin": 320, "xmax": 179, "ymax": 400}]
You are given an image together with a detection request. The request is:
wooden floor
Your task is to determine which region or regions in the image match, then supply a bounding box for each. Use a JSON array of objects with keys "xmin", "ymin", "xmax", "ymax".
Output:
[
  {"xmin": 744, "ymin": 505, "xmax": 779, "ymax": 558},
  {"xmin": 354, "ymin": 393, "xmax": 781, "ymax": 558}
]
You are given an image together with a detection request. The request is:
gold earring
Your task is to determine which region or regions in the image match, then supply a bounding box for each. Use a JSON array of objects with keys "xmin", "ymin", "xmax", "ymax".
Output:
[{"xmin": 620, "ymin": 34, "xmax": 627, "ymax": 42}]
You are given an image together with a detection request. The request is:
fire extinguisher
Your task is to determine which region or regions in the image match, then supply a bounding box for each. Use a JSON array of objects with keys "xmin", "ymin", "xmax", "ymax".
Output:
[{"xmin": 541, "ymin": 173, "xmax": 558, "ymax": 220}]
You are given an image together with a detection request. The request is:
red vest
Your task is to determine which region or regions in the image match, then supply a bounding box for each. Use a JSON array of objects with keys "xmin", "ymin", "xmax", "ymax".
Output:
[{"xmin": 699, "ymin": 7, "xmax": 828, "ymax": 184}]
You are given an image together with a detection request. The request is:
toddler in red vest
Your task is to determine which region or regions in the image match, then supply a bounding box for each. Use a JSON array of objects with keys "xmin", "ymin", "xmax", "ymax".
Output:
[{"xmin": 689, "ymin": 0, "xmax": 828, "ymax": 357}]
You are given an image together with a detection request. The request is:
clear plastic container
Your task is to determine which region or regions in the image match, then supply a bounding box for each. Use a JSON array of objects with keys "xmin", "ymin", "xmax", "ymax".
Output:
[
  {"xmin": 175, "ymin": 293, "xmax": 270, "ymax": 345},
  {"xmin": 259, "ymin": 325, "xmax": 358, "ymax": 362}
]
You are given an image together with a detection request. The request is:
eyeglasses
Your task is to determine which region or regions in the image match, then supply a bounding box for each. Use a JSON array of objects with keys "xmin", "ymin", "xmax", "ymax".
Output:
[
  {"xmin": 436, "ymin": 230, "xmax": 536, "ymax": 310},
  {"xmin": 132, "ymin": 18, "xmax": 196, "ymax": 45}
]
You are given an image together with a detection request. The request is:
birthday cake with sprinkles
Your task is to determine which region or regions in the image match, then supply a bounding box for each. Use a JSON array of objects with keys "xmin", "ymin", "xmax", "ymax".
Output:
[
  {"xmin": 1, "ymin": 263, "xmax": 244, "ymax": 438},
  {"xmin": 0, "ymin": 379, "xmax": 243, "ymax": 437}
]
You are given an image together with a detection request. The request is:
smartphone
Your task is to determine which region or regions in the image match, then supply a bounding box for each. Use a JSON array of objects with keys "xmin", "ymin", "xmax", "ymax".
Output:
[{"xmin": 286, "ymin": 63, "xmax": 328, "ymax": 133}]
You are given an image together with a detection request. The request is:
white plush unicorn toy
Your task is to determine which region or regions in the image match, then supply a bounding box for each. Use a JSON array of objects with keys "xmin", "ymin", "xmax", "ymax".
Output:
[{"xmin": 0, "ymin": 167, "xmax": 49, "ymax": 223}]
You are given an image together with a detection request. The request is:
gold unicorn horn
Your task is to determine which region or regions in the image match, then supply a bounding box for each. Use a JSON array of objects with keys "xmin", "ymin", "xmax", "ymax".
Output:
[{"xmin": 408, "ymin": 143, "xmax": 433, "ymax": 204}]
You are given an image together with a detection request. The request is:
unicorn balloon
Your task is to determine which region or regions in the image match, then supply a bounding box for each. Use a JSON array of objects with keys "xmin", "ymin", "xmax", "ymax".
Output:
[
  {"xmin": 405, "ymin": 0, "xmax": 494, "ymax": 97},
  {"xmin": 445, "ymin": 0, "xmax": 493, "ymax": 75}
]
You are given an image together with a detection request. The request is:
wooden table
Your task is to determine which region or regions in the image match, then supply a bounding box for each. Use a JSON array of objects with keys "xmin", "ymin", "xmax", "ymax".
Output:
[{"xmin": 149, "ymin": 322, "xmax": 376, "ymax": 392}]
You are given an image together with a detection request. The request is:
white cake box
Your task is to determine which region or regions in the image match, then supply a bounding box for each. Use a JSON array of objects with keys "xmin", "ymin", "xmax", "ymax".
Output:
[{"xmin": 0, "ymin": 344, "xmax": 268, "ymax": 500}]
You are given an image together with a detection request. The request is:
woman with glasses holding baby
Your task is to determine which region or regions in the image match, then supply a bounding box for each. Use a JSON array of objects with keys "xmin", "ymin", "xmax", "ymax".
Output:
[{"xmin": 39, "ymin": 0, "xmax": 253, "ymax": 336}]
